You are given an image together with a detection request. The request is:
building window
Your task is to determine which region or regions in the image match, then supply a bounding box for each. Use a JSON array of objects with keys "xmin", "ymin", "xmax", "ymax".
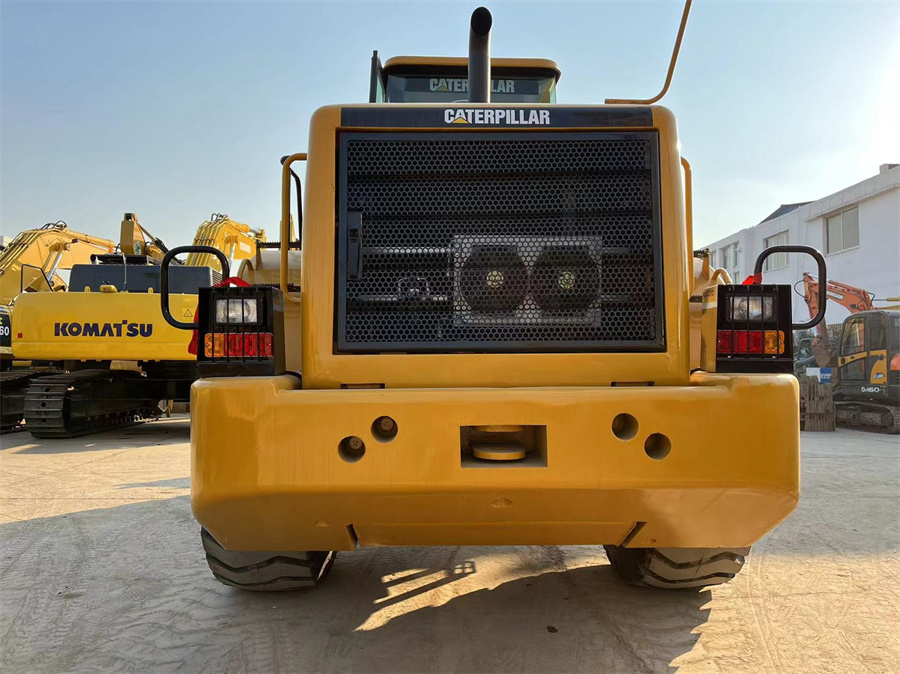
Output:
[
  {"xmin": 764, "ymin": 231, "xmax": 790, "ymax": 271},
  {"xmin": 826, "ymin": 207, "xmax": 859, "ymax": 254},
  {"xmin": 720, "ymin": 243, "xmax": 739, "ymax": 279}
]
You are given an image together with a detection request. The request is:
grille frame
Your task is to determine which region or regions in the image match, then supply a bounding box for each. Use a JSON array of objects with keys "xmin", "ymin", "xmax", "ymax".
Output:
[{"xmin": 336, "ymin": 131, "xmax": 665, "ymax": 354}]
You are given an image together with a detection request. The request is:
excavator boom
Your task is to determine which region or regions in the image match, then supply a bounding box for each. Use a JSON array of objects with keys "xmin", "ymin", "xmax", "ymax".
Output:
[
  {"xmin": 801, "ymin": 273, "xmax": 878, "ymax": 366},
  {"xmin": 0, "ymin": 222, "xmax": 114, "ymax": 304},
  {"xmin": 185, "ymin": 213, "xmax": 265, "ymax": 273}
]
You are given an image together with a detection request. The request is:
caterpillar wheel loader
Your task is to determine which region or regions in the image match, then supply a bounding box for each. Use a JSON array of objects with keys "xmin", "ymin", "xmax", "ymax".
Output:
[
  {"xmin": 162, "ymin": 4, "xmax": 827, "ymax": 591},
  {"xmin": 3, "ymin": 213, "xmax": 265, "ymax": 437},
  {"xmin": 0, "ymin": 222, "xmax": 116, "ymax": 429}
]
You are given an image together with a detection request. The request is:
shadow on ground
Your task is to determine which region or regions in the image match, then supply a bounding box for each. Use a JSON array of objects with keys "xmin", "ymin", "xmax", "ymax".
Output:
[
  {"xmin": 4, "ymin": 417, "xmax": 190, "ymax": 454},
  {"xmin": 0, "ymin": 496, "xmax": 709, "ymax": 673}
]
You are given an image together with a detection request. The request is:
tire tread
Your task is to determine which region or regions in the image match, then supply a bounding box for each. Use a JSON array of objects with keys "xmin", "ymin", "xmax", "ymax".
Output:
[
  {"xmin": 201, "ymin": 529, "xmax": 336, "ymax": 592},
  {"xmin": 604, "ymin": 544, "xmax": 749, "ymax": 589}
]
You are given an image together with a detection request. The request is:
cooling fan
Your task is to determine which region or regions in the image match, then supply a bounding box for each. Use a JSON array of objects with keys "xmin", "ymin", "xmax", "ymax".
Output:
[
  {"xmin": 531, "ymin": 245, "xmax": 602, "ymax": 313},
  {"xmin": 458, "ymin": 245, "xmax": 529, "ymax": 313},
  {"xmin": 453, "ymin": 235, "xmax": 603, "ymax": 326}
]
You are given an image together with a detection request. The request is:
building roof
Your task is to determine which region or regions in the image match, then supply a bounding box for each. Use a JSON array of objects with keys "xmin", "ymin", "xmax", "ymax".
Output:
[{"xmin": 759, "ymin": 202, "xmax": 812, "ymax": 224}]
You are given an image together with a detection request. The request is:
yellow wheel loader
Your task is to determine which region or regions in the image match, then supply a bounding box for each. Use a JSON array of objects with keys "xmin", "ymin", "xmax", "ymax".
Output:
[
  {"xmin": 162, "ymin": 5, "xmax": 828, "ymax": 590},
  {"xmin": 0, "ymin": 222, "xmax": 116, "ymax": 429},
  {"xmin": 4, "ymin": 213, "xmax": 264, "ymax": 437}
]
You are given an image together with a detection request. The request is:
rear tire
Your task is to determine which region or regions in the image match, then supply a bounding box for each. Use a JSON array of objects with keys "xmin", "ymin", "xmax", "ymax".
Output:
[
  {"xmin": 604, "ymin": 545, "xmax": 749, "ymax": 589},
  {"xmin": 201, "ymin": 528, "xmax": 337, "ymax": 592}
]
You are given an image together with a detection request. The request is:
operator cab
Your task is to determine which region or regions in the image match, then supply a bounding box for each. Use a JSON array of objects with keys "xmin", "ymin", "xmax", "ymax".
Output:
[{"xmin": 369, "ymin": 55, "xmax": 560, "ymax": 103}]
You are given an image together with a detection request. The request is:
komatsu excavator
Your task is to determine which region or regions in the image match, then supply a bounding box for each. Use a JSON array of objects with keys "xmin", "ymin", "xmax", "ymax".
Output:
[
  {"xmin": 0, "ymin": 222, "xmax": 116, "ymax": 426},
  {"xmin": 0, "ymin": 221, "xmax": 115, "ymax": 302},
  {"xmin": 0, "ymin": 222, "xmax": 115, "ymax": 358},
  {"xmin": 1, "ymin": 213, "xmax": 264, "ymax": 436}
]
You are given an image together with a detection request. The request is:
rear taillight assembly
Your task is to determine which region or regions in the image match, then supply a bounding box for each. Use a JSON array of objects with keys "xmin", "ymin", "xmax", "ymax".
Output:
[
  {"xmin": 715, "ymin": 245, "xmax": 827, "ymax": 374},
  {"xmin": 716, "ymin": 285, "xmax": 793, "ymax": 373},
  {"xmin": 196, "ymin": 285, "xmax": 285, "ymax": 376},
  {"xmin": 716, "ymin": 329, "xmax": 785, "ymax": 355}
]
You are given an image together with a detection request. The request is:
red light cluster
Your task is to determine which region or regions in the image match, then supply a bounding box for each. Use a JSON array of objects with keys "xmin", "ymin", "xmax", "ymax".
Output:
[
  {"xmin": 717, "ymin": 330, "xmax": 784, "ymax": 355},
  {"xmin": 204, "ymin": 333, "xmax": 274, "ymax": 358}
]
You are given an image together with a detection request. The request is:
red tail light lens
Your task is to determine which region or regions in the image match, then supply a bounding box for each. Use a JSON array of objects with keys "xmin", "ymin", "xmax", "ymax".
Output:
[
  {"xmin": 716, "ymin": 331, "xmax": 732, "ymax": 354},
  {"xmin": 717, "ymin": 329, "xmax": 785, "ymax": 356},
  {"xmin": 204, "ymin": 332, "xmax": 274, "ymax": 358}
]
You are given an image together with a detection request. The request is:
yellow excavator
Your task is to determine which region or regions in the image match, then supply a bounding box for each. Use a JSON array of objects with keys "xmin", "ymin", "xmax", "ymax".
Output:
[
  {"xmin": 0, "ymin": 222, "xmax": 115, "ymax": 358},
  {"xmin": 1, "ymin": 213, "xmax": 265, "ymax": 436},
  {"xmin": 0, "ymin": 221, "xmax": 115, "ymax": 301},
  {"xmin": 1, "ymin": 222, "xmax": 116, "ymax": 422}
]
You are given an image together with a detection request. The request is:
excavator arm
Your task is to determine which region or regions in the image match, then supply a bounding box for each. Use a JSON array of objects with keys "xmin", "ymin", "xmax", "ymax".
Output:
[
  {"xmin": 185, "ymin": 213, "xmax": 265, "ymax": 273},
  {"xmin": 0, "ymin": 222, "xmax": 114, "ymax": 303},
  {"xmin": 119, "ymin": 213, "xmax": 169, "ymax": 261},
  {"xmin": 801, "ymin": 273, "xmax": 876, "ymax": 367}
]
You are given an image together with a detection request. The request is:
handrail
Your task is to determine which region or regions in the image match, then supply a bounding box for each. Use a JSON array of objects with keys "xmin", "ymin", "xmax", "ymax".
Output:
[
  {"xmin": 605, "ymin": 0, "xmax": 692, "ymax": 105},
  {"xmin": 280, "ymin": 153, "xmax": 307, "ymax": 304},
  {"xmin": 710, "ymin": 268, "xmax": 733, "ymax": 285},
  {"xmin": 160, "ymin": 246, "xmax": 230, "ymax": 330},
  {"xmin": 681, "ymin": 156, "xmax": 693, "ymax": 292},
  {"xmin": 754, "ymin": 245, "xmax": 827, "ymax": 331}
]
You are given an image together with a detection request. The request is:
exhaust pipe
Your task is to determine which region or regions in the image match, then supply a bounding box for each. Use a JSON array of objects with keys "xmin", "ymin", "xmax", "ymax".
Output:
[{"xmin": 468, "ymin": 7, "xmax": 492, "ymax": 103}]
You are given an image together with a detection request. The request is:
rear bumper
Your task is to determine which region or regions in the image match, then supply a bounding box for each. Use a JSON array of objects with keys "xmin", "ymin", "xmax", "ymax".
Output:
[{"xmin": 191, "ymin": 373, "xmax": 800, "ymax": 551}]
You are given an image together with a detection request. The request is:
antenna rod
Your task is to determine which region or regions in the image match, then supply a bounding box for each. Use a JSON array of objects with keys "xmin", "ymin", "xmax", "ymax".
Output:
[{"xmin": 606, "ymin": 0, "xmax": 692, "ymax": 105}]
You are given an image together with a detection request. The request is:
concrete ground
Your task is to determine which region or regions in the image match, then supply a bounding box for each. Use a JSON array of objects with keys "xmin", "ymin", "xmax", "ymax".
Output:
[{"xmin": 0, "ymin": 418, "xmax": 897, "ymax": 673}]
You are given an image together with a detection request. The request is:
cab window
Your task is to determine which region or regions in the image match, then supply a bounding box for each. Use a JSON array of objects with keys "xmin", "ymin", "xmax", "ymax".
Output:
[
  {"xmin": 841, "ymin": 316, "xmax": 866, "ymax": 355},
  {"xmin": 868, "ymin": 314, "xmax": 886, "ymax": 351},
  {"xmin": 385, "ymin": 74, "xmax": 556, "ymax": 103}
]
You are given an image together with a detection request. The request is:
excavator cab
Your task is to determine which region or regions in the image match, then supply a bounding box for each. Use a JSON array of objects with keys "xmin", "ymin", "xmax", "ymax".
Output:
[{"xmin": 834, "ymin": 309, "xmax": 900, "ymax": 430}]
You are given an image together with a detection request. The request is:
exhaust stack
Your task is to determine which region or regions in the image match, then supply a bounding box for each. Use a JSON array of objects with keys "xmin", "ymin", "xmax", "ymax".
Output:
[{"xmin": 468, "ymin": 7, "xmax": 492, "ymax": 103}]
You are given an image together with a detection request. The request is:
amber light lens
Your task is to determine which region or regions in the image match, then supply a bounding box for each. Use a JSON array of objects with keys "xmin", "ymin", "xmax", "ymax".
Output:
[{"xmin": 764, "ymin": 330, "xmax": 785, "ymax": 355}]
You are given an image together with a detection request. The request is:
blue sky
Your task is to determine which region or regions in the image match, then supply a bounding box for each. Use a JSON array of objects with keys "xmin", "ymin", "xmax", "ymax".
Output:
[{"xmin": 2, "ymin": 1, "xmax": 898, "ymax": 247}]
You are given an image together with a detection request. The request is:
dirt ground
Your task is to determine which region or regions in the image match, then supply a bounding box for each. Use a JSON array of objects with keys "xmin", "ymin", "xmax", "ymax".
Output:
[{"xmin": 1, "ymin": 417, "xmax": 897, "ymax": 673}]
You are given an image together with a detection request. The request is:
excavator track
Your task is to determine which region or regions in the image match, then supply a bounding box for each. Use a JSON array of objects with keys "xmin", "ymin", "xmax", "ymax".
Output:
[
  {"xmin": 0, "ymin": 369, "xmax": 62, "ymax": 433},
  {"xmin": 24, "ymin": 370, "xmax": 162, "ymax": 439},
  {"xmin": 835, "ymin": 401, "xmax": 900, "ymax": 434}
]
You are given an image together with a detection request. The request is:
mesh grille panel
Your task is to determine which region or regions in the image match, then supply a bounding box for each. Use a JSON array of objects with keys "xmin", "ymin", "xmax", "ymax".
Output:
[{"xmin": 337, "ymin": 132, "xmax": 663, "ymax": 352}]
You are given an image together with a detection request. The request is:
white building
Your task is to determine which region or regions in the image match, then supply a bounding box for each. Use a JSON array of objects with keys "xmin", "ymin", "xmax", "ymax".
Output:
[{"xmin": 702, "ymin": 164, "xmax": 900, "ymax": 324}]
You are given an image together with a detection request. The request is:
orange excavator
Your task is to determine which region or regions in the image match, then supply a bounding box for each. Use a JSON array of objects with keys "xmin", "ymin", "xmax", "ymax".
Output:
[
  {"xmin": 800, "ymin": 273, "xmax": 876, "ymax": 367},
  {"xmin": 799, "ymin": 273, "xmax": 900, "ymax": 432}
]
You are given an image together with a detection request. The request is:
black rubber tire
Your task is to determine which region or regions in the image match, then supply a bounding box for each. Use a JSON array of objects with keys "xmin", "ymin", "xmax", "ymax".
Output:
[
  {"xmin": 201, "ymin": 528, "xmax": 337, "ymax": 592},
  {"xmin": 604, "ymin": 545, "xmax": 749, "ymax": 589}
]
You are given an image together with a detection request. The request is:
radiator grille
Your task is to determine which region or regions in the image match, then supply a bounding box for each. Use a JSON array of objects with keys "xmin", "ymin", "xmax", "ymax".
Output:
[{"xmin": 337, "ymin": 132, "xmax": 664, "ymax": 352}]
